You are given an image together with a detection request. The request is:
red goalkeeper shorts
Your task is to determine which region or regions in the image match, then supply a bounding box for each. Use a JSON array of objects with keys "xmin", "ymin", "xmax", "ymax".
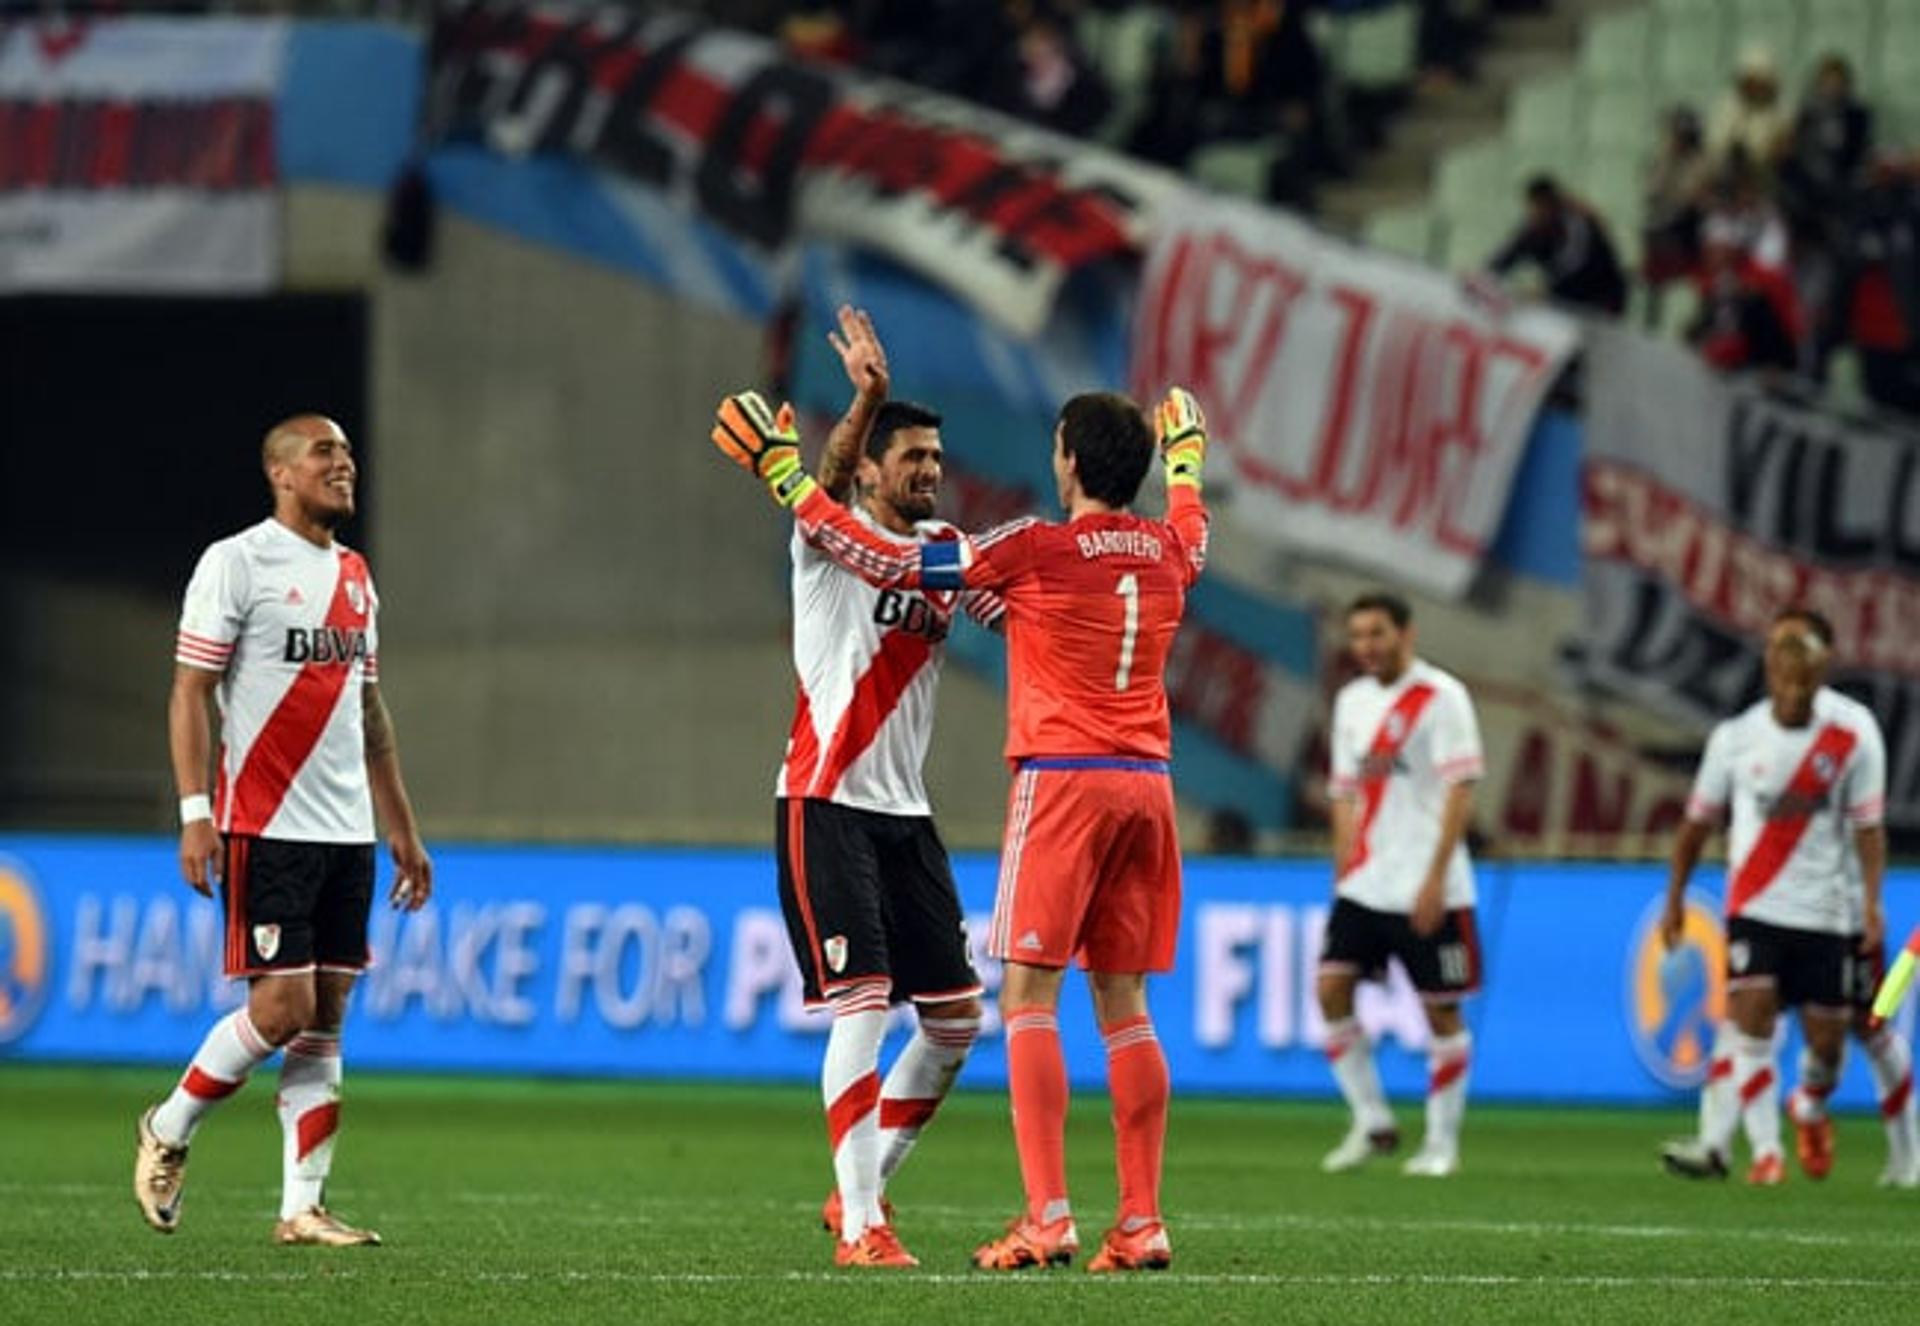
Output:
[{"xmin": 988, "ymin": 758, "xmax": 1181, "ymax": 973}]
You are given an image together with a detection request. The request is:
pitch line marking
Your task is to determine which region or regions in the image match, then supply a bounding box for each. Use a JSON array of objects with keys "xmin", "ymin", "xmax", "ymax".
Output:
[{"xmin": 3, "ymin": 1269, "xmax": 1918, "ymax": 1290}]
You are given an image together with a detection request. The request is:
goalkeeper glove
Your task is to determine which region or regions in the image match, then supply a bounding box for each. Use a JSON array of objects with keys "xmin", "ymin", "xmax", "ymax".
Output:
[
  {"xmin": 712, "ymin": 391, "xmax": 817, "ymax": 508},
  {"xmin": 1155, "ymin": 386, "xmax": 1207, "ymax": 489}
]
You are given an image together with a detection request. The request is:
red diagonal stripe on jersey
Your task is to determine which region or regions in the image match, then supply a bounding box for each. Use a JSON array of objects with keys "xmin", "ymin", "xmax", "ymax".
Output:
[
  {"xmin": 226, "ymin": 551, "xmax": 369, "ymax": 835},
  {"xmin": 806, "ymin": 629, "xmax": 934, "ymax": 799},
  {"xmin": 1342, "ymin": 683, "xmax": 1437, "ymax": 879},
  {"xmin": 1726, "ymin": 724, "xmax": 1859, "ymax": 916},
  {"xmin": 783, "ymin": 680, "xmax": 820, "ymax": 793},
  {"xmin": 296, "ymin": 1102, "xmax": 340, "ymax": 1160},
  {"xmin": 879, "ymin": 1096, "xmax": 942, "ymax": 1132},
  {"xmin": 826, "ymin": 1072, "xmax": 881, "ymax": 1152}
]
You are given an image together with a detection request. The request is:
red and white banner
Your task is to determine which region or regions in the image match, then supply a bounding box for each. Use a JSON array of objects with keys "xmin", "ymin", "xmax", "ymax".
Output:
[
  {"xmin": 1582, "ymin": 325, "xmax": 1920, "ymax": 830},
  {"xmin": 425, "ymin": 2, "xmax": 1178, "ymax": 337},
  {"xmin": 1131, "ymin": 197, "xmax": 1581, "ymax": 599},
  {"xmin": 0, "ymin": 19, "xmax": 286, "ymax": 292}
]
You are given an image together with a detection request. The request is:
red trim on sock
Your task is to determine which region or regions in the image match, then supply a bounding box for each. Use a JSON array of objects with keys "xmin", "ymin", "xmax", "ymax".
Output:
[
  {"xmin": 879, "ymin": 1097, "xmax": 941, "ymax": 1131},
  {"xmin": 827, "ymin": 1071, "xmax": 881, "ymax": 1152},
  {"xmin": 1429, "ymin": 1057, "xmax": 1469, "ymax": 1094},
  {"xmin": 182, "ymin": 1066, "xmax": 243, "ymax": 1100},
  {"xmin": 296, "ymin": 1103, "xmax": 340, "ymax": 1160},
  {"xmin": 1883, "ymin": 1073, "xmax": 1913, "ymax": 1120},
  {"xmin": 1739, "ymin": 1068, "xmax": 1776, "ymax": 1105},
  {"xmin": 1706, "ymin": 1057, "xmax": 1733, "ymax": 1083}
]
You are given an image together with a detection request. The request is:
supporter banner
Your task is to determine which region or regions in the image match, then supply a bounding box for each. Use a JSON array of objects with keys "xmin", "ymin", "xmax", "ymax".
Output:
[
  {"xmin": 4, "ymin": 837, "xmax": 1913, "ymax": 1107},
  {"xmin": 1583, "ymin": 328, "xmax": 1920, "ymax": 829},
  {"xmin": 1132, "ymin": 197, "xmax": 1582, "ymax": 599},
  {"xmin": 421, "ymin": 1, "xmax": 1174, "ymax": 337},
  {"xmin": 0, "ymin": 19, "xmax": 286, "ymax": 291}
]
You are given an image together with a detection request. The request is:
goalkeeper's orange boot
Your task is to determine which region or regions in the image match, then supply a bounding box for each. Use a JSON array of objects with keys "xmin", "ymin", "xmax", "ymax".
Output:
[
  {"xmin": 1086, "ymin": 1219, "xmax": 1172, "ymax": 1273},
  {"xmin": 971, "ymin": 1214, "xmax": 1079, "ymax": 1270},
  {"xmin": 833, "ymin": 1223, "xmax": 918, "ymax": 1268},
  {"xmin": 1793, "ymin": 1114, "xmax": 1835, "ymax": 1179},
  {"xmin": 1747, "ymin": 1151, "xmax": 1786, "ymax": 1186},
  {"xmin": 820, "ymin": 1189, "xmax": 894, "ymax": 1236}
]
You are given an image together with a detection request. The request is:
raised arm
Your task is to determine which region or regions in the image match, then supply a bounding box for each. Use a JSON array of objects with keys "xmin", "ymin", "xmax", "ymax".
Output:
[
  {"xmin": 817, "ymin": 305, "xmax": 890, "ymax": 501},
  {"xmin": 1154, "ymin": 386, "xmax": 1211, "ymax": 585}
]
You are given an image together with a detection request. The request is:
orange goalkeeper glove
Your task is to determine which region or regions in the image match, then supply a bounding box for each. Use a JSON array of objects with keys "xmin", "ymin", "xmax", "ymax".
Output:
[
  {"xmin": 712, "ymin": 391, "xmax": 817, "ymax": 508},
  {"xmin": 1155, "ymin": 386, "xmax": 1207, "ymax": 489}
]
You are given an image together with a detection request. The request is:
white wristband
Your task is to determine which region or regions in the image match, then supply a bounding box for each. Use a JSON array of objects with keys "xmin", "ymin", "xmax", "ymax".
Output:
[{"xmin": 179, "ymin": 794, "xmax": 213, "ymax": 826}]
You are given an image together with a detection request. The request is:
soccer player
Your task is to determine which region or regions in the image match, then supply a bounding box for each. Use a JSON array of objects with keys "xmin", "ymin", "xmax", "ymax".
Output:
[
  {"xmin": 713, "ymin": 382, "xmax": 1209, "ymax": 1273},
  {"xmin": 1316, "ymin": 594, "xmax": 1484, "ymax": 1178},
  {"xmin": 762, "ymin": 307, "xmax": 992, "ymax": 1269},
  {"xmin": 1660, "ymin": 609, "xmax": 1887, "ymax": 1185},
  {"xmin": 133, "ymin": 415, "xmax": 432, "ymax": 1245}
]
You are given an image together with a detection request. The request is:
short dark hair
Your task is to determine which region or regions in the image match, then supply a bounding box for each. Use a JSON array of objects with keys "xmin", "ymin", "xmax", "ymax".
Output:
[
  {"xmin": 1525, "ymin": 174, "xmax": 1562, "ymax": 206},
  {"xmin": 1347, "ymin": 592, "xmax": 1412, "ymax": 629},
  {"xmin": 1773, "ymin": 606, "xmax": 1834, "ymax": 648},
  {"xmin": 1057, "ymin": 392, "xmax": 1152, "ymax": 508},
  {"xmin": 866, "ymin": 400, "xmax": 942, "ymax": 462}
]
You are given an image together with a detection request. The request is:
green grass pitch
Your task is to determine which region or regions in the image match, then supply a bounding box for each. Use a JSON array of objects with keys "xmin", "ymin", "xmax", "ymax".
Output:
[{"xmin": 1, "ymin": 1065, "xmax": 1915, "ymax": 1324}]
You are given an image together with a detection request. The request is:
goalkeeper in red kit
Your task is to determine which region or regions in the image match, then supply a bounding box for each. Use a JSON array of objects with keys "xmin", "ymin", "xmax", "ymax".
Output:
[{"xmin": 714, "ymin": 386, "xmax": 1208, "ymax": 1272}]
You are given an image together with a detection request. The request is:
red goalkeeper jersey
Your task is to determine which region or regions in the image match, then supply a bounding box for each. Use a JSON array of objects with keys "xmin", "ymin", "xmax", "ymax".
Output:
[{"xmin": 793, "ymin": 485, "xmax": 1208, "ymax": 763}]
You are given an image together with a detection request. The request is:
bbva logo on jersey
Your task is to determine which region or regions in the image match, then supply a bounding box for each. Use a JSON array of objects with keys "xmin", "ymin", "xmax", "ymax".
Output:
[
  {"xmin": 282, "ymin": 627, "xmax": 370, "ymax": 666},
  {"xmin": 872, "ymin": 589, "xmax": 950, "ymax": 642}
]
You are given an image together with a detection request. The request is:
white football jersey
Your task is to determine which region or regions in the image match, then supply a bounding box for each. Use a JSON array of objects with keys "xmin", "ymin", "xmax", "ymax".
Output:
[
  {"xmin": 175, "ymin": 518, "xmax": 379, "ymax": 844},
  {"xmin": 777, "ymin": 509, "xmax": 1002, "ymax": 816},
  {"xmin": 1686, "ymin": 687, "xmax": 1885, "ymax": 935},
  {"xmin": 1329, "ymin": 659, "xmax": 1483, "ymax": 914}
]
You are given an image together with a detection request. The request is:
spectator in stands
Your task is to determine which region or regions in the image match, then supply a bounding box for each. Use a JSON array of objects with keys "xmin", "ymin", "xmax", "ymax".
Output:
[
  {"xmin": 1485, "ymin": 175, "xmax": 1628, "ymax": 316},
  {"xmin": 1832, "ymin": 152, "xmax": 1920, "ymax": 415},
  {"xmin": 1778, "ymin": 55, "xmax": 1876, "ymax": 374},
  {"xmin": 1706, "ymin": 44, "xmax": 1791, "ymax": 181},
  {"xmin": 1643, "ymin": 105, "xmax": 1713, "ymax": 287},
  {"xmin": 1689, "ymin": 215, "xmax": 1800, "ymax": 374},
  {"xmin": 987, "ymin": 1, "xmax": 1114, "ymax": 136}
]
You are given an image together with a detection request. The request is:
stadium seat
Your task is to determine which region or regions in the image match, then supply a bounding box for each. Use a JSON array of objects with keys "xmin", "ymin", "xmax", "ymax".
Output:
[
  {"xmin": 1079, "ymin": 4, "xmax": 1165, "ymax": 146},
  {"xmin": 1443, "ymin": 207, "xmax": 1513, "ymax": 276},
  {"xmin": 1655, "ymin": 11, "xmax": 1726, "ymax": 99},
  {"xmin": 1728, "ymin": 0, "xmax": 1801, "ymax": 68},
  {"xmin": 1363, "ymin": 206, "xmax": 1438, "ymax": 263},
  {"xmin": 1585, "ymin": 88, "xmax": 1655, "ymax": 155},
  {"xmin": 1579, "ymin": 149, "xmax": 1647, "ymax": 261},
  {"xmin": 1191, "ymin": 137, "xmax": 1280, "ymax": 199},
  {"xmin": 1327, "ymin": 0, "xmax": 1419, "ymax": 92},
  {"xmin": 1436, "ymin": 140, "xmax": 1514, "ymax": 220},
  {"xmin": 1580, "ymin": 9, "xmax": 1655, "ymax": 88},
  {"xmin": 1508, "ymin": 76, "xmax": 1583, "ymax": 159}
]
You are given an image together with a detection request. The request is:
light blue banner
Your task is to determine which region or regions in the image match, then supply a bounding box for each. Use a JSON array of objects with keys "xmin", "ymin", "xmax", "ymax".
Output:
[{"xmin": 2, "ymin": 837, "xmax": 1912, "ymax": 1110}]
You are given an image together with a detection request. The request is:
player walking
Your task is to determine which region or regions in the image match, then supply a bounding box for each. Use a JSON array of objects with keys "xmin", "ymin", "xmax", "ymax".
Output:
[
  {"xmin": 133, "ymin": 415, "xmax": 432, "ymax": 1245},
  {"xmin": 1660, "ymin": 610, "xmax": 1889, "ymax": 1185},
  {"xmin": 754, "ymin": 308, "xmax": 992, "ymax": 1269},
  {"xmin": 1316, "ymin": 594, "xmax": 1485, "ymax": 1178},
  {"xmin": 713, "ymin": 382, "xmax": 1209, "ymax": 1273}
]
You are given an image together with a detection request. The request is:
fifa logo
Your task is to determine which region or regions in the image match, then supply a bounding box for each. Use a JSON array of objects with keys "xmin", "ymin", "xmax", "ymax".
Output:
[
  {"xmin": 0, "ymin": 862, "xmax": 50, "ymax": 1046},
  {"xmin": 1624, "ymin": 891, "xmax": 1726, "ymax": 1089}
]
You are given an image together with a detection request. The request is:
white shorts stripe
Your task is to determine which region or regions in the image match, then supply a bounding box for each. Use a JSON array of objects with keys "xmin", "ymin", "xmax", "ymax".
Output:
[{"xmin": 991, "ymin": 769, "xmax": 1039, "ymax": 957}]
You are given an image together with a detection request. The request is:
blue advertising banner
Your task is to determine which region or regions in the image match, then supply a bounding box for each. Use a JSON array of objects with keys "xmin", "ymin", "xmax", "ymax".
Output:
[{"xmin": 3, "ymin": 836, "xmax": 1914, "ymax": 1110}]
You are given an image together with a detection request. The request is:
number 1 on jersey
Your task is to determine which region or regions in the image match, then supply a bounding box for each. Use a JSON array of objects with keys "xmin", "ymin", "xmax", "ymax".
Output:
[{"xmin": 1114, "ymin": 573, "xmax": 1139, "ymax": 691}]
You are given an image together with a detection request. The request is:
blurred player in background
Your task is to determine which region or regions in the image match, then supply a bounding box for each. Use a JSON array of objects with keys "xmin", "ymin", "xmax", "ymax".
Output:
[
  {"xmin": 1663, "ymin": 610, "xmax": 1911, "ymax": 1186},
  {"xmin": 1660, "ymin": 609, "xmax": 1889, "ymax": 1186},
  {"xmin": 135, "ymin": 415, "xmax": 432, "ymax": 1245},
  {"xmin": 759, "ymin": 307, "xmax": 994, "ymax": 1268},
  {"xmin": 714, "ymin": 382, "xmax": 1209, "ymax": 1273},
  {"xmin": 1317, "ymin": 594, "xmax": 1484, "ymax": 1178}
]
